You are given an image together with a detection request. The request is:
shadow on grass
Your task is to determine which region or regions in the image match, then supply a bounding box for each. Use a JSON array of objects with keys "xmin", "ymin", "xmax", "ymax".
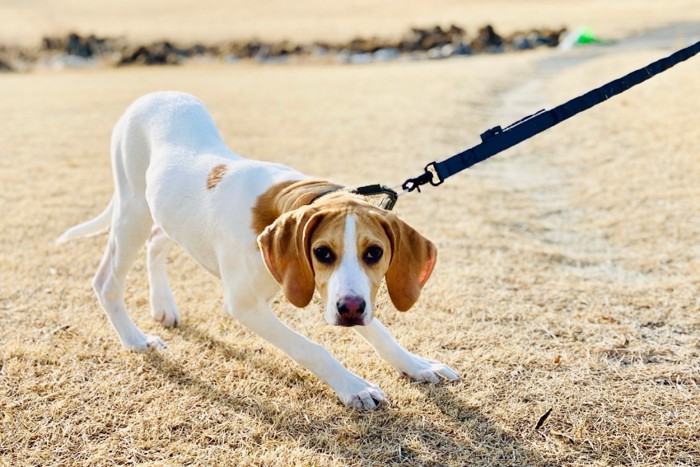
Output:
[
  {"xmin": 142, "ymin": 323, "xmax": 544, "ymax": 465},
  {"xmin": 416, "ymin": 382, "xmax": 546, "ymax": 465}
]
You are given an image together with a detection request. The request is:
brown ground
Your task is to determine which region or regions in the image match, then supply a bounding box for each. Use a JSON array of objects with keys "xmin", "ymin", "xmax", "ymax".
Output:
[{"xmin": 1, "ymin": 4, "xmax": 699, "ymax": 466}]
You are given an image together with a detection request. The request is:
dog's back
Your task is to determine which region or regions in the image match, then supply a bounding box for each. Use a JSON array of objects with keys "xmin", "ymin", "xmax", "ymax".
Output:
[
  {"xmin": 118, "ymin": 91, "xmax": 227, "ymax": 152},
  {"xmin": 60, "ymin": 91, "xmax": 304, "ymax": 274},
  {"xmin": 112, "ymin": 92, "xmax": 232, "ymax": 193},
  {"xmin": 56, "ymin": 91, "xmax": 285, "ymax": 348},
  {"xmin": 57, "ymin": 92, "xmax": 221, "ymax": 244}
]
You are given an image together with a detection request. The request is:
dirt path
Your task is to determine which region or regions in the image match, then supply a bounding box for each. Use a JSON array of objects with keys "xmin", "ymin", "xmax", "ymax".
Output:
[{"xmin": 475, "ymin": 22, "xmax": 700, "ymax": 285}]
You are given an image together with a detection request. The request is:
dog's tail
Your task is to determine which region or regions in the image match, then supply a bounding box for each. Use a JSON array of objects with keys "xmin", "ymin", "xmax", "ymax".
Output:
[{"xmin": 56, "ymin": 197, "xmax": 114, "ymax": 244}]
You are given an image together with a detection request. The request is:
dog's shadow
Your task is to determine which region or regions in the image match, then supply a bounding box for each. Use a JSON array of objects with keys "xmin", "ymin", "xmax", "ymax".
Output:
[{"xmin": 142, "ymin": 323, "xmax": 544, "ymax": 465}]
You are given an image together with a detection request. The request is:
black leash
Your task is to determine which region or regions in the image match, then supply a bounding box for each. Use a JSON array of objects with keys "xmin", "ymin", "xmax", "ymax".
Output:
[{"xmin": 353, "ymin": 40, "xmax": 700, "ymax": 210}]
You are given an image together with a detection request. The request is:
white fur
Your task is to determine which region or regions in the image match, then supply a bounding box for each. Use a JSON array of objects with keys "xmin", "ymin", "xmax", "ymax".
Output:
[
  {"xmin": 59, "ymin": 91, "xmax": 457, "ymax": 410},
  {"xmin": 324, "ymin": 215, "xmax": 372, "ymax": 325}
]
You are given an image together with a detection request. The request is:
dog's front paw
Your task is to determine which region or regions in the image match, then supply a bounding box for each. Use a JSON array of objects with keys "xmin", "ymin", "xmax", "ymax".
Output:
[
  {"xmin": 336, "ymin": 375, "xmax": 388, "ymax": 410},
  {"xmin": 400, "ymin": 355, "xmax": 459, "ymax": 383}
]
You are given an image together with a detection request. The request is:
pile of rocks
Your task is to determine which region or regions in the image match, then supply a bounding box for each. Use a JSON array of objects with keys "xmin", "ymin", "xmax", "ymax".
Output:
[
  {"xmin": 41, "ymin": 33, "xmax": 116, "ymax": 58},
  {"xmin": 0, "ymin": 24, "xmax": 567, "ymax": 71}
]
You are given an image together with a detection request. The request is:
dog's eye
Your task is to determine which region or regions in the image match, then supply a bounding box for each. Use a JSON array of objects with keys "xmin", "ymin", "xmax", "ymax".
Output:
[
  {"xmin": 313, "ymin": 246, "xmax": 336, "ymax": 265},
  {"xmin": 363, "ymin": 245, "xmax": 383, "ymax": 265}
]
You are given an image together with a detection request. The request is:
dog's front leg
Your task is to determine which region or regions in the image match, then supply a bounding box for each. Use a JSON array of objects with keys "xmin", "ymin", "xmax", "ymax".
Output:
[
  {"xmin": 355, "ymin": 318, "xmax": 459, "ymax": 383},
  {"xmin": 225, "ymin": 295, "xmax": 387, "ymax": 410}
]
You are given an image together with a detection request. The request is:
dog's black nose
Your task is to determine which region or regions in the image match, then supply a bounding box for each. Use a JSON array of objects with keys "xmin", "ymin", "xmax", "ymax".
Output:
[
  {"xmin": 337, "ymin": 296, "xmax": 366, "ymax": 316},
  {"xmin": 336, "ymin": 296, "xmax": 366, "ymax": 326}
]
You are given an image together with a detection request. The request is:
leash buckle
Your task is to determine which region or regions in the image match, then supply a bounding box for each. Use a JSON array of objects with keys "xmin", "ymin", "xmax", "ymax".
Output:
[{"xmin": 352, "ymin": 184, "xmax": 399, "ymax": 211}]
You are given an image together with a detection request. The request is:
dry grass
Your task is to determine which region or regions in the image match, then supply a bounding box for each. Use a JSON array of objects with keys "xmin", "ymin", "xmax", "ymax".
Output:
[{"xmin": 1, "ymin": 13, "xmax": 699, "ymax": 467}]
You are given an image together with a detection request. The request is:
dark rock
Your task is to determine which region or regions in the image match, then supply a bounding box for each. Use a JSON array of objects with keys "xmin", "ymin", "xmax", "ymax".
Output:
[
  {"xmin": 41, "ymin": 36, "xmax": 62, "ymax": 51},
  {"xmin": 240, "ymin": 40, "xmax": 269, "ymax": 59},
  {"xmin": 451, "ymin": 42, "xmax": 472, "ymax": 55},
  {"xmin": 268, "ymin": 41, "xmax": 295, "ymax": 57},
  {"xmin": 538, "ymin": 28, "xmax": 567, "ymax": 47},
  {"xmin": 348, "ymin": 37, "xmax": 384, "ymax": 54},
  {"xmin": 471, "ymin": 25, "xmax": 503, "ymax": 53},
  {"xmin": 506, "ymin": 27, "xmax": 567, "ymax": 51},
  {"xmin": 40, "ymin": 33, "xmax": 117, "ymax": 59},
  {"xmin": 119, "ymin": 41, "xmax": 187, "ymax": 65},
  {"xmin": 188, "ymin": 44, "xmax": 208, "ymax": 57},
  {"xmin": 511, "ymin": 33, "xmax": 535, "ymax": 50},
  {"xmin": 66, "ymin": 33, "xmax": 92, "ymax": 57},
  {"xmin": 0, "ymin": 58, "xmax": 13, "ymax": 72},
  {"xmin": 398, "ymin": 24, "xmax": 467, "ymax": 54},
  {"xmin": 2, "ymin": 23, "xmax": 570, "ymax": 70}
]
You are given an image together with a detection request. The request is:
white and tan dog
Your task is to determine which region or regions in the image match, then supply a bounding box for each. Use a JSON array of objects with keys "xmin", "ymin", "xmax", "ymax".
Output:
[{"xmin": 58, "ymin": 92, "xmax": 458, "ymax": 410}]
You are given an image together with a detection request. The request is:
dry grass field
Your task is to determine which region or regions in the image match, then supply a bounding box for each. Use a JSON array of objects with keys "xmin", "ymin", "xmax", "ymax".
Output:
[{"xmin": 2, "ymin": 2, "xmax": 700, "ymax": 466}]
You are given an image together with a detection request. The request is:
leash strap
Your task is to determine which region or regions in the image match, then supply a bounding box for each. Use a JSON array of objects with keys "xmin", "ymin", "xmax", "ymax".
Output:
[{"xmin": 402, "ymin": 40, "xmax": 700, "ymax": 192}]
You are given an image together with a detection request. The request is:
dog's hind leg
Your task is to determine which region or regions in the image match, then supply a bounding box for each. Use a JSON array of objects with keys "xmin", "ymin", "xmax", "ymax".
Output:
[
  {"xmin": 93, "ymin": 198, "xmax": 165, "ymax": 350},
  {"xmin": 147, "ymin": 226, "xmax": 181, "ymax": 328}
]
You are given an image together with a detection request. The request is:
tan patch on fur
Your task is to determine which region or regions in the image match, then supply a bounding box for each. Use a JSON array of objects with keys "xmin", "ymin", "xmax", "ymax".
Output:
[
  {"xmin": 378, "ymin": 210, "xmax": 437, "ymax": 311},
  {"xmin": 251, "ymin": 180, "xmax": 299, "ymax": 235},
  {"xmin": 206, "ymin": 164, "xmax": 228, "ymax": 190},
  {"xmin": 251, "ymin": 179, "xmax": 344, "ymax": 235},
  {"xmin": 306, "ymin": 211, "xmax": 348, "ymax": 300}
]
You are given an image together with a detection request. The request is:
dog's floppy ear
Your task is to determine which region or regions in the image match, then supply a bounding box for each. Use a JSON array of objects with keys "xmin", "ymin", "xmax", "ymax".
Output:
[
  {"xmin": 380, "ymin": 214, "xmax": 437, "ymax": 312},
  {"xmin": 257, "ymin": 207, "xmax": 323, "ymax": 308}
]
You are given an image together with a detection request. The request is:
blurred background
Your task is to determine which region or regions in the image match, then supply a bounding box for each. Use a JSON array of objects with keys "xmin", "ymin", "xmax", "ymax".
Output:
[{"xmin": 2, "ymin": 0, "xmax": 700, "ymax": 45}]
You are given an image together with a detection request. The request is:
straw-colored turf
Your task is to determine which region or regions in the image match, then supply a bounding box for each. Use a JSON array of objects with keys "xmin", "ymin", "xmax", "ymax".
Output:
[{"xmin": 1, "ymin": 12, "xmax": 699, "ymax": 467}]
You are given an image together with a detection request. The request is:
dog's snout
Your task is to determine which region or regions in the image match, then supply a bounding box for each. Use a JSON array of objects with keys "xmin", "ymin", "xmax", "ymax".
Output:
[
  {"xmin": 335, "ymin": 296, "xmax": 366, "ymax": 326},
  {"xmin": 337, "ymin": 296, "xmax": 366, "ymax": 315}
]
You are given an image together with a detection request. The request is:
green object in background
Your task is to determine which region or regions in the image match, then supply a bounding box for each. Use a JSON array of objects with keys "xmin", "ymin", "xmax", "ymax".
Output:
[{"xmin": 576, "ymin": 26, "xmax": 600, "ymax": 44}]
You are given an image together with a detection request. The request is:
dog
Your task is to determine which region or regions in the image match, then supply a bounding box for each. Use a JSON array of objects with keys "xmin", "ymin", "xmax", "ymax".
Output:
[{"xmin": 58, "ymin": 92, "xmax": 458, "ymax": 409}]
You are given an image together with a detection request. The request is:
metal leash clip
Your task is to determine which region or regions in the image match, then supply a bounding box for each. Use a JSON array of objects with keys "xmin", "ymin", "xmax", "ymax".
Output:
[
  {"xmin": 351, "ymin": 184, "xmax": 399, "ymax": 211},
  {"xmin": 401, "ymin": 161, "xmax": 442, "ymax": 193}
]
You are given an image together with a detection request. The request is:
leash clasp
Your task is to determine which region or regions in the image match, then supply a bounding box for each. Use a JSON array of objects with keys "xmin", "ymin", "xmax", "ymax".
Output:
[
  {"xmin": 401, "ymin": 161, "xmax": 443, "ymax": 193},
  {"xmin": 351, "ymin": 184, "xmax": 399, "ymax": 211}
]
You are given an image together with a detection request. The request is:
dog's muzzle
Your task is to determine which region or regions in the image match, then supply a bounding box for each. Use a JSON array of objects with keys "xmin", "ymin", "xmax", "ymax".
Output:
[{"xmin": 335, "ymin": 296, "xmax": 366, "ymax": 326}]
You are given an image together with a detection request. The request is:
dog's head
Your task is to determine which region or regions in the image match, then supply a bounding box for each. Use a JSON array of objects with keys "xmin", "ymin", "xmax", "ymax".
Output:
[{"xmin": 257, "ymin": 197, "xmax": 436, "ymax": 326}]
